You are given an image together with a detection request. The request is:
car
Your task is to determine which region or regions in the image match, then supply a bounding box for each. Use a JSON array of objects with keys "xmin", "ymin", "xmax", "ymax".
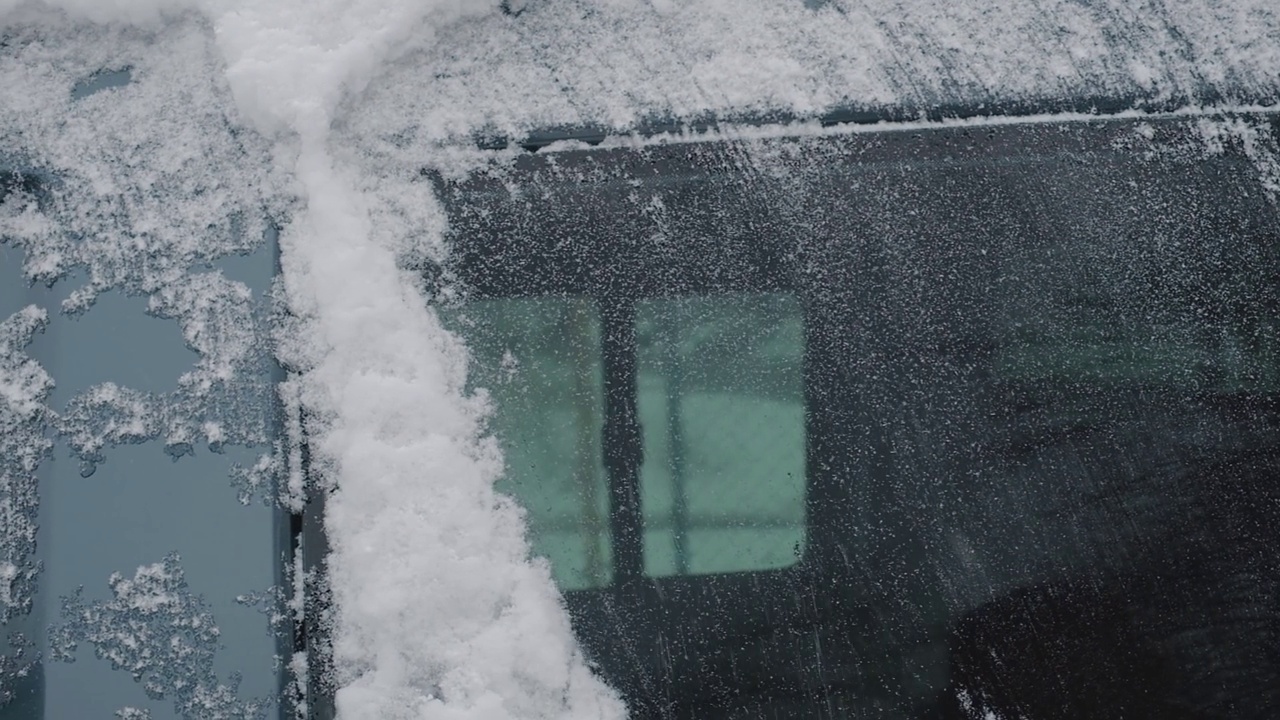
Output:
[{"xmin": 426, "ymin": 108, "xmax": 1280, "ymax": 719}]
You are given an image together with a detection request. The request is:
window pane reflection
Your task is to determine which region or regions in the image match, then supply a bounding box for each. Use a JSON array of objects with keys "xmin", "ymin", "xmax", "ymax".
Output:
[
  {"xmin": 445, "ymin": 298, "xmax": 612, "ymax": 590},
  {"xmin": 636, "ymin": 293, "xmax": 805, "ymax": 577}
]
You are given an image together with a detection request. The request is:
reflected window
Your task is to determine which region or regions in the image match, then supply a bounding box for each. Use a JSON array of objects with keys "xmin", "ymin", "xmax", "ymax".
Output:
[
  {"xmin": 993, "ymin": 243, "xmax": 1280, "ymax": 392},
  {"xmin": 439, "ymin": 114, "xmax": 1280, "ymax": 719},
  {"xmin": 637, "ymin": 294, "xmax": 805, "ymax": 576},
  {"xmin": 448, "ymin": 297, "xmax": 612, "ymax": 590},
  {"xmin": 446, "ymin": 292, "xmax": 806, "ymax": 588}
]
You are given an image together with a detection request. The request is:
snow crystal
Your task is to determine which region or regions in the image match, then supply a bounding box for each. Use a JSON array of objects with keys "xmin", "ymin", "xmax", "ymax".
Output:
[
  {"xmin": 1, "ymin": 8, "xmax": 287, "ymax": 713},
  {"xmin": 229, "ymin": 449, "xmax": 283, "ymax": 506},
  {"xmin": 0, "ymin": 304, "xmax": 51, "ymax": 684},
  {"xmin": 49, "ymin": 553, "xmax": 270, "ymax": 719},
  {"xmin": 0, "ymin": 306, "xmax": 50, "ymax": 443},
  {"xmin": 0, "ymin": 8, "xmax": 285, "ymax": 469}
]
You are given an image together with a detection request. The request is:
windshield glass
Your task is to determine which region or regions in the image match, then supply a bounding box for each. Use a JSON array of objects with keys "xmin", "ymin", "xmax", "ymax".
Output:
[{"xmin": 440, "ymin": 114, "xmax": 1280, "ymax": 719}]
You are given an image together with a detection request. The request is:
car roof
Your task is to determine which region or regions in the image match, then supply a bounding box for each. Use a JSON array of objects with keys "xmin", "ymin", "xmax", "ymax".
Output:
[{"xmin": 351, "ymin": 0, "xmax": 1280, "ymax": 152}]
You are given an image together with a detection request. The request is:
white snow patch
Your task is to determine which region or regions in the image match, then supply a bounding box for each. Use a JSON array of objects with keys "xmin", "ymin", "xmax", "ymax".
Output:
[
  {"xmin": 197, "ymin": 2, "xmax": 628, "ymax": 718},
  {"xmin": 1, "ymin": 0, "xmax": 194, "ymax": 25},
  {"xmin": 4, "ymin": 3, "xmax": 620, "ymax": 714},
  {"xmin": 339, "ymin": 0, "xmax": 1280, "ymax": 156}
]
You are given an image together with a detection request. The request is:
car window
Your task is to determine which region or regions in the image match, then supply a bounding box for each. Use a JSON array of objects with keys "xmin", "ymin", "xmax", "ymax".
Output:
[{"xmin": 438, "ymin": 115, "xmax": 1280, "ymax": 719}]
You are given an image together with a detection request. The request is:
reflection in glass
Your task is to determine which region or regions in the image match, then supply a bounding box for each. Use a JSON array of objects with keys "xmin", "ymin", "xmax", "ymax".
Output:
[
  {"xmin": 438, "ymin": 117, "xmax": 1280, "ymax": 718},
  {"xmin": 636, "ymin": 294, "xmax": 805, "ymax": 577},
  {"xmin": 445, "ymin": 297, "xmax": 612, "ymax": 590}
]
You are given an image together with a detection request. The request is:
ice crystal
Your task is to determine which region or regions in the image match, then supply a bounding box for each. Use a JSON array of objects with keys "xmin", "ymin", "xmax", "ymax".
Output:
[{"xmin": 49, "ymin": 553, "xmax": 269, "ymax": 719}]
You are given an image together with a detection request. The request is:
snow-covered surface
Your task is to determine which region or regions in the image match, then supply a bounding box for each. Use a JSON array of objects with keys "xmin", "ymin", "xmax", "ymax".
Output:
[
  {"xmin": 1, "ymin": 1, "xmax": 624, "ymax": 717},
  {"xmin": 0, "ymin": 10, "xmax": 284, "ymax": 470},
  {"xmin": 49, "ymin": 553, "xmax": 271, "ymax": 718},
  {"xmin": 0, "ymin": 305, "xmax": 50, "ymax": 635},
  {"xmin": 2, "ymin": 0, "xmax": 1279, "ymax": 717},
  {"xmin": 346, "ymin": 0, "xmax": 1280, "ymax": 149}
]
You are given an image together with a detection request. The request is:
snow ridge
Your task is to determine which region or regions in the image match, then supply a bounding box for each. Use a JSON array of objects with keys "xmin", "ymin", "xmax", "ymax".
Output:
[{"xmin": 202, "ymin": 3, "xmax": 626, "ymax": 718}]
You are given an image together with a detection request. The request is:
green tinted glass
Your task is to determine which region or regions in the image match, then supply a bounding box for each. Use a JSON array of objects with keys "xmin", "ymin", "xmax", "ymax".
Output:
[
  {"xmin": 636, "ymin": 293, "xmax": 806, "ymax": 576},
  {"xmin": 447, "ymin": 292, "xmax": 807, "ymax": 588},
  {"xmin": 445, "ymin": 297, "xmax": 612, "ymax": 590}
]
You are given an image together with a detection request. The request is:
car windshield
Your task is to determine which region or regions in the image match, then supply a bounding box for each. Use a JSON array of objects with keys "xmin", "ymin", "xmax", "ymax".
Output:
[{"xmin": 438, "ymin": 114, "xmax": 1280, "ymax": 719}]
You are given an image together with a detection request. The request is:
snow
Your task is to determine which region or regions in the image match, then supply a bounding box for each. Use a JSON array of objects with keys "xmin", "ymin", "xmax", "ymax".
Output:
[
  {"xmin": 342, "ymin": 0, "xmax": 1280, "ymax": 154},
  {"xmin": 1197, "ymin": 116, "xmax": 1280, "ymax": 203},
  {"xmin": 273, "ymin": 96, "xmax": 621, "ymax": 720},
  {"xmin": 48, "ymin": 553, "xmax": 270, "ymax": 718},
  {"xmin": 3, "ymin": 1, "xmax": 623, "ymax": 717},
  {"xmin": 0, "ymin": 304, "xmax": 51, "ymax": 633},
  {"xmin": 187, "ymin": 5, "xmax": 623, "ymax": 715},
  {"xmin": 2, "ymin": 0, "xmax": 1280, "ymax": 717},
  {"xmin": 0, "ymin": 0, "xmax": 193, "ymax": 25}
]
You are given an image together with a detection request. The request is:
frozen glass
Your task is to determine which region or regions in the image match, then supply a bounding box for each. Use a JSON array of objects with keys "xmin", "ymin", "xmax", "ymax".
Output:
[
  {"xmin": 636, "ymin": 293, "xmax": 805, "ymax": 577},
  {"xmin": 442, "ymin": 297, "xmax": 612, "ymax": 590}
]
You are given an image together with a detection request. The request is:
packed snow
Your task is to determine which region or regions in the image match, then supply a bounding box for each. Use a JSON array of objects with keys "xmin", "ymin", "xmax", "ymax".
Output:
[{"xmin": 1, "ymin": 0, "xmax": 1279, "ymax": 717}]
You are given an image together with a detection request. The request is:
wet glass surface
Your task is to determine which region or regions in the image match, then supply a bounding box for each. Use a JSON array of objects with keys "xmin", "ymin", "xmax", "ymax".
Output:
[{"xmin": 440, "ymin": 115, "xmax": 1280, "ymax": 719}]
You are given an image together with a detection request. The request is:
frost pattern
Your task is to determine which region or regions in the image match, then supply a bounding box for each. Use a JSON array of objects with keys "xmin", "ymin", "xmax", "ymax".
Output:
[
  {"xmin": 0, "ymin": 9, "xmax": 289, "ymax": 465},
  {"xmin": 49, "ymin": 553, "xmax": 269, "ymax": 720},
  {"xmin": 230, "ymin": 449, "xmax": 283, "ymax": 506},
  {"xmin": 0, "ymin": 305, "xmax": 52, "ymax": 702},
  {"xmin": 2, "ymin": 10, "xmax": 292, "ymax": 712},
  {"xmin": 233, "ymin": 543, "xmax": 308, "ymax": 719}
]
